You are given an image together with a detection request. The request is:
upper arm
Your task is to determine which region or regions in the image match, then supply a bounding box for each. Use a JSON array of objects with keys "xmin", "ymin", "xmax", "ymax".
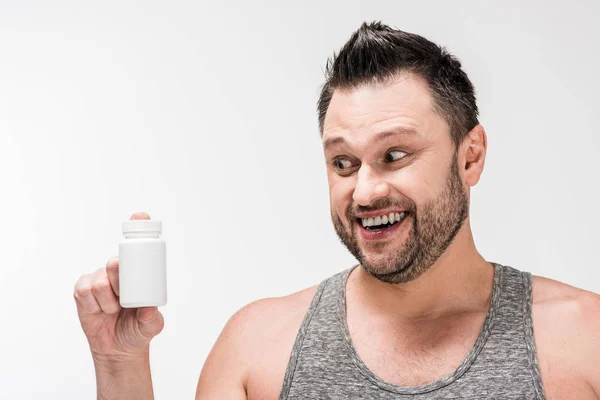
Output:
[
  {"xmin": 532, "ymin": 276, "xmax": 600, "ymax": 398},
  {"xmin": 194, "ymin": 286, "xmax": 318, "ymax": 400},
  {"xmin": 195, "ymin": 301, "xmax": 266, "ymax": 400},
  {"xmin": 580, "ymin": 292, "xmax": 600, "ymax": 397}
]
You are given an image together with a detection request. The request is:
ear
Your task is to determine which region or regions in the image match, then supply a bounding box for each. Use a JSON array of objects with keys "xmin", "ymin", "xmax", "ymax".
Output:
[{"xmin": 462, "ymin": 125, "xmax": 487, "ymax": 187}]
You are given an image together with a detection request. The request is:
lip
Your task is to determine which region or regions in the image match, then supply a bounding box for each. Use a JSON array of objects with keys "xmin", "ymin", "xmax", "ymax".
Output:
[
  {"xmin": 355, "ymin": 209, "xmax": 407, "ymax": 219},
  {"xmin": 356, "ymin": 212, "xmax": 409, "ymax": 241}
]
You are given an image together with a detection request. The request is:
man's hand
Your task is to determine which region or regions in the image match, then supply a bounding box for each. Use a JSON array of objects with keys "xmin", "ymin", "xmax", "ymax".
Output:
[{"xmin": 74, "ymin": 211, "xmax": 164, "ymax": 399}]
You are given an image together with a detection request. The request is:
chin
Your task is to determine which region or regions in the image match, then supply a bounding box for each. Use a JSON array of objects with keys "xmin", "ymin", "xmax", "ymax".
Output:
[
  {"xmin": 359, "ymin": 235, "xmax": 404, "ymax": 258},
  {"xmin": 357, "ymin": 242, "xmax": 421, "ymax": 284},
  {"xmin": 360, "ymin": 249, "xmax": 406, "ymax": 274}
]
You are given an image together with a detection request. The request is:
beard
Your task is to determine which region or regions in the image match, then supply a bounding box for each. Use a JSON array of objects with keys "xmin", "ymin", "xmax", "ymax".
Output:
[{"xmin": 331, "ymin": 153, "xmax": 469, "ymax": 284}]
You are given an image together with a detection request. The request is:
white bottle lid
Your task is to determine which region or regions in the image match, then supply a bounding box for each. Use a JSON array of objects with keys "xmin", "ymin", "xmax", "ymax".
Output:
[{"xmin": 122, "ymin": 220, "xmax": 162, "ymax": 235}]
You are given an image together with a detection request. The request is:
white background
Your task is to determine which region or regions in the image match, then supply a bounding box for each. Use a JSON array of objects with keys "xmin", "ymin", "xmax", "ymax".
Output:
[{"xmin": 1, "ymin": 0, "xmax": 599, "ymax": 398}]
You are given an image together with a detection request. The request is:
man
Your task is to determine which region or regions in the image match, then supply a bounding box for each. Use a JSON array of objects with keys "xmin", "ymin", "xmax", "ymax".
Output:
[{"xmin": 74, "ymin": 22, "xmax": 600, "ymax": 399}]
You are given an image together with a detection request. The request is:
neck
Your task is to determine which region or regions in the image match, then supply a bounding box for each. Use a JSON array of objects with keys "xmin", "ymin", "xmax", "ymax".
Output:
[{"xmin": 348, "ymin": 220, "xmax": 494, "ymax": 321}]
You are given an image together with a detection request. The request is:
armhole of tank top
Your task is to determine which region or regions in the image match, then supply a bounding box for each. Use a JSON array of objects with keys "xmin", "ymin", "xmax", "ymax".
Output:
[
  {"xmin": 521, "ymin": 271, "xmax": 547, "ymax": 400},
  {"xmin": 278, "ymin": 277, "xmax": 329, "ymax": 400}
]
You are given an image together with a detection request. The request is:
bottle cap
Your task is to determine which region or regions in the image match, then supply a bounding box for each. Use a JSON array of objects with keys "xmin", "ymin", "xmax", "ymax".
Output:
[{"xmin": 122, "ymin": 220, "xmax": 162, "ymax": 235}]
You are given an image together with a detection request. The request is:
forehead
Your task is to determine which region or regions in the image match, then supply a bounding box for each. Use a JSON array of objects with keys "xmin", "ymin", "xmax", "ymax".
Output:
[{"xmin": 322, "ymin": 73, "xmax": 447, "ymax": 145}]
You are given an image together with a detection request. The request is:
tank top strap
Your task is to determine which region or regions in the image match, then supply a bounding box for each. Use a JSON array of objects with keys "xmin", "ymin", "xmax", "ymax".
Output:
[
  {"xmin": 488, "ymin": 263, "xmax": 546, "ymax": 399},
  {"xmin": 491, "ymin": 263, "xmax": 535, "ymax": 334}
]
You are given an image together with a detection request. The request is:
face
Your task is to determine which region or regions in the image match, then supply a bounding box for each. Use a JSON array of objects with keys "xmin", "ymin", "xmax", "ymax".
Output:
[{"xmin": 323, "ymin": 74, "xmax": 470, "ymax": 284}]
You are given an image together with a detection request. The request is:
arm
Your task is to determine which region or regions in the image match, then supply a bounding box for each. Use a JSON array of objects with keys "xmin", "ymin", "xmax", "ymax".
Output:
[
  {"xmin": 195, "ymin": 286, "xmax": 317, "ymax": 400},
  {"xmin": 581, "ymin": 292, "xmax": 600, "ymax": 398},
  {"xmin": 94, "ymin": 352, "xmax": 154, "ymax": 400},
  {"xmin": 195, "ymin": 302, "xmax": 261, "ymax": 399}
]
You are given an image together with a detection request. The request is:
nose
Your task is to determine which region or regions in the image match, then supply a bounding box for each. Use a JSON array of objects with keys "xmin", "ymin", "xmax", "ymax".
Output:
[{"xmin": 352, "ymin": 165, "xmax": 390, "ymax": 206}]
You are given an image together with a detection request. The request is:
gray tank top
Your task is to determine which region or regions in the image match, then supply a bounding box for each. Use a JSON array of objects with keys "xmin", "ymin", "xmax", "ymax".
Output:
[{"xmin": 279, "ymin": 263, "xmax": 547, "ymax": 399}]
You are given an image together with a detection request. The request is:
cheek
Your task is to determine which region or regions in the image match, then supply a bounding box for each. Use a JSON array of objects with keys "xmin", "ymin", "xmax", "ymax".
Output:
[
  {"xmin": 388, "ymin": 165, "xmax": 436, "ymax": 204},
  {"xmin": 328, "ymin": 177, "xmax": 355, "ymax": 215}
]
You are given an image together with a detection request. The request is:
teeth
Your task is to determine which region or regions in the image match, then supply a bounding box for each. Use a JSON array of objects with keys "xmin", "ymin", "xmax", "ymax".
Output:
[{"xmin": 361, "ymin": 212, "xmax": 407, "ymax": 227}]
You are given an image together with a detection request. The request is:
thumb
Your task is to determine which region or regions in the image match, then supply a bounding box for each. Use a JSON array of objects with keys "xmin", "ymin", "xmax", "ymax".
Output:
[{"xmin": 136, "ymin": 307, "xmax": 164, "ymax": 339}]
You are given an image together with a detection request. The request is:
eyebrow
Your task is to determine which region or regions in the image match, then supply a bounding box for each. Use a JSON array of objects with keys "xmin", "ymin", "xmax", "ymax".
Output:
[{"xmin": 323, "ymin": 127, "xmax": 418, "ymax": 151}]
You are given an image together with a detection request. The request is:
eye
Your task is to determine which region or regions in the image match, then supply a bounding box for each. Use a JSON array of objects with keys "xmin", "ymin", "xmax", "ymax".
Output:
[
  {"xmin": 385, "ymin": 150, "xmax": 407, "ymax": 163},
  {"xmin": 331, "ymin": 157, "xmax": 354, "ymax": 175},
  {"xmin": 332, "ymin": 157, "xmax": 353, "ymax": 171}
]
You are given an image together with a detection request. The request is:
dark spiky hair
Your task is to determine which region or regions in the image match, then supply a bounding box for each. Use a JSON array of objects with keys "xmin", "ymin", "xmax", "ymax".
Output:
[{"xmin": 318, "ymin": 21, "xmax": 479, "ymax": 150}]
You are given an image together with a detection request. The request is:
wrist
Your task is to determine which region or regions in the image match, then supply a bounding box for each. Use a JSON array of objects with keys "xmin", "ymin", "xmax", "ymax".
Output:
[
  {"xmin": 92, "ymin": 345, "xmax": 150, "ymax": 363},
  {"xmin": 92, "ymin": 349, "xmax": 150, "ymax": 374},
  {"xmin": 93, "ymin": 350, "xmax": 154, "ymax": 400}
]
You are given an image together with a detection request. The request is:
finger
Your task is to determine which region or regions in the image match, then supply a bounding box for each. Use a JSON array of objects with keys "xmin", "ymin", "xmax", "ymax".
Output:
[
  {"xmin": 130, "ymin": 212, "xmax": 151, "ymax": 220},
  {"xmin": 137, "ymin": 307, "xmax": 165, "ymax": 339},
  {"xmin": 74, "ymin": 274, "xmax": 101, "ymax": 315},
  {"xmin": 91, "ymin": 267, "xmax": 121, "ymax": 315},
  {"xmin": 106, "ymin": 256, "xmax": 120, "ymax": 297}
]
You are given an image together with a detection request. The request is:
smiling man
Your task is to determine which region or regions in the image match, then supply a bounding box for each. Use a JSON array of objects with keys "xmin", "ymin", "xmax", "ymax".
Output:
[{"xmin": 75, "ymin": 22, "xmax": 600, "ymax": 399}]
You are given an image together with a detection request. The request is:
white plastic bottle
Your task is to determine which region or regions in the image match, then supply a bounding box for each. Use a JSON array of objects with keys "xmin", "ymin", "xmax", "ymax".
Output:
[{"xmin": 119, "ymin": 220, "xmax": 167, "ymax": 308}]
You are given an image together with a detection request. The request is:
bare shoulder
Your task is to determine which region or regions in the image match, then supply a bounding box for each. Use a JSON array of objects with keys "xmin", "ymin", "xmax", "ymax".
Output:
[
  {"xmin": 531, "ymin": 274, "xmax": 600, "ymax": 328},
  {"xmin": 532, "ymin": 274, "xmax": 598, "ymax": 302},
  {"xmin": 229, "ymin": 284, "xmax": 320, "ymax": 338},
  {"xmin": 531, "ymin": 274, "xmax": 600, "ymax": 398},
  {"xmin": 196, "ymin": 283, "xmax": 320, "ymax": 400}
]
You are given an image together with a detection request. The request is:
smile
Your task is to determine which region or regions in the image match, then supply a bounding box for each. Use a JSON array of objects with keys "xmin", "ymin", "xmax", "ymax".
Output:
[
  {"xmin": 355, "ymin": 211, "xmax": 409, "ymax": 241},
  {"xmin": 359, "ymin": 212, "xmax": 407, "ymax": 231}
]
